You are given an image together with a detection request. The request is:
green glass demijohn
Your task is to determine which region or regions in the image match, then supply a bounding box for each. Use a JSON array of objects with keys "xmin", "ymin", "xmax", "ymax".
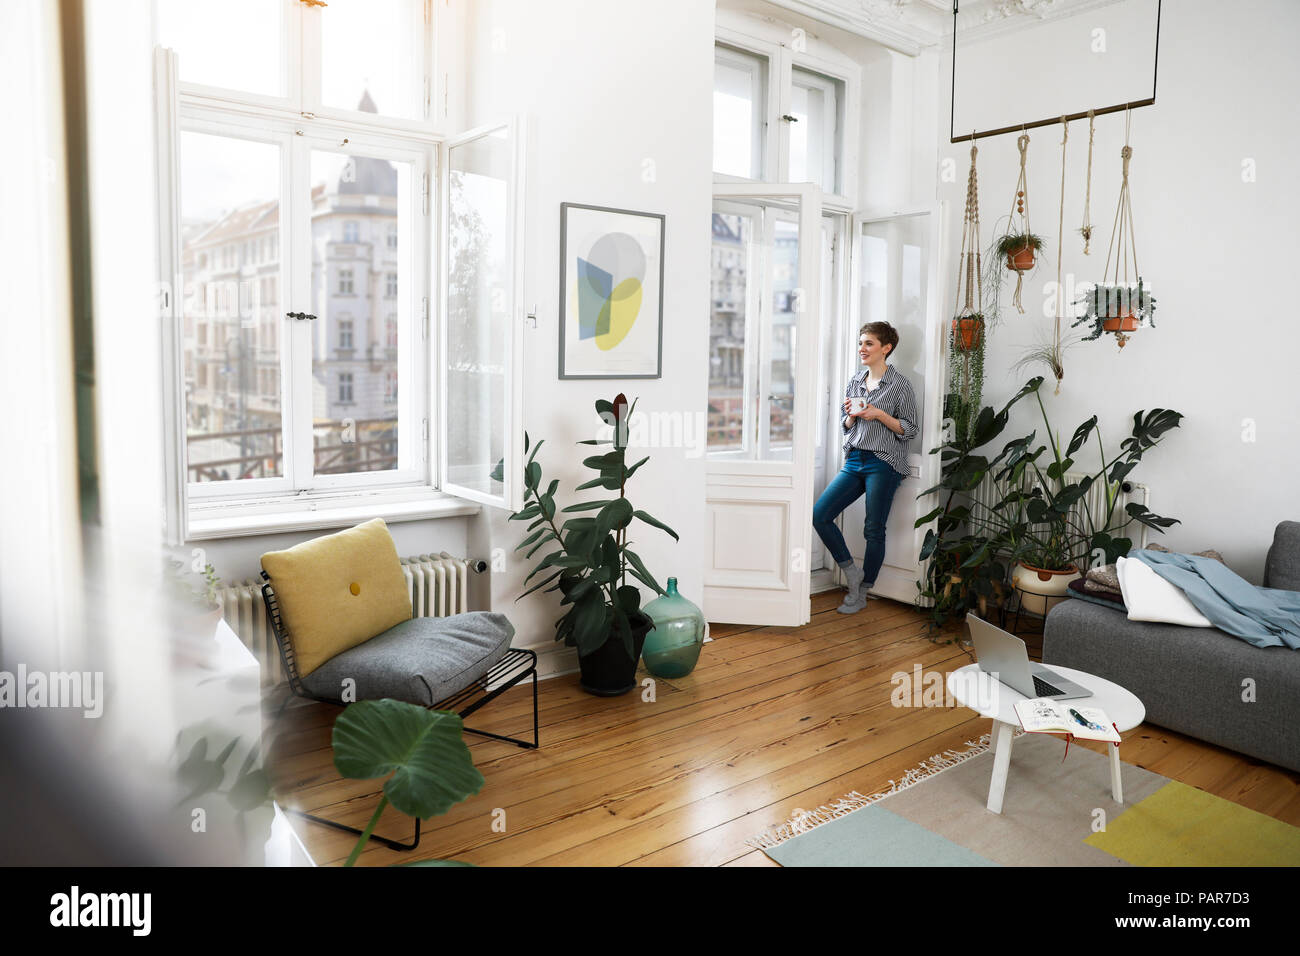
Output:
[{"xmin": 641, "ymin": 577, "xmax": 705, "ymax": 678}]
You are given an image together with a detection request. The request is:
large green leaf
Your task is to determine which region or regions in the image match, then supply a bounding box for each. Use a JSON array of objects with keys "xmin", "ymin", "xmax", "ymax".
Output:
[
  {"xmin": 561, "ymin": 499, "xmax": 615, "ymax": 513},
  {"xmin": 1065, "ymin": 416, "xmax": 1098, "ymax": 457},
  {"xmin": 623, "ymin": 549, "xmax": 664, "ymax": 595},
  {"xmin": 332, "ymin": 700, "xmax": 484, "ymax": 821},
  {"xmin": 595, "ymin": 498, "xmax": 634, "ymax": 541},
  {"xmin": 633, "ymin": 510, "xmax": 678, "ymax": 542}
]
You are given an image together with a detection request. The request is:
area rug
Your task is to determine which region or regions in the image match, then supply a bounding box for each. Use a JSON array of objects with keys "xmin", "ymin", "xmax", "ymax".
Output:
[{"xmin": 752, "ymin": 732, "xmax": 1300, "ymax": 866}]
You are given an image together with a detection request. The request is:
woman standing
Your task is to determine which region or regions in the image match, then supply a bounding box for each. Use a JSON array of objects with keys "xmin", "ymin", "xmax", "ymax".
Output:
[{"xmin": 813, "ymin": 321, "xmax": 919, "ymax": 614}]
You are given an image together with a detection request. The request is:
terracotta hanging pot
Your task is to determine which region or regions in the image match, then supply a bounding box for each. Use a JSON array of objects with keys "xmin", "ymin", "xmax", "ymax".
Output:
[
  {"xmin": 1102, "ymin": 310, "xmax": 1139, "ymax": 332},
  {"xmin": 952, "ymin": 316, "xmax": 984, "ymax": 351},
  {"xmin": 1005, "ymin": 246, "xmax": 1036, "ymax": 271}
]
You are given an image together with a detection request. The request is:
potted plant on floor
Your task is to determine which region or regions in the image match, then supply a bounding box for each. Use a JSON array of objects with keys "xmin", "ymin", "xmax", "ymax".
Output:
[
  {"xmin": 964, "ymin": 377, "xmax": 1183, "ymax": 616},
  {"xmin": 509, "ymin": 394, "xmax": 678, "ymax": 696}
]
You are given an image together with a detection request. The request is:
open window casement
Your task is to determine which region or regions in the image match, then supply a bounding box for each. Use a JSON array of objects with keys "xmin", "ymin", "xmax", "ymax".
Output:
[
  {"xmin": 155, "ymin": 47, "xmax": 188, "ymax": 546},
  {"xmin": 438, "ymin": 118, "xmax": 527, "ymax": 513}
]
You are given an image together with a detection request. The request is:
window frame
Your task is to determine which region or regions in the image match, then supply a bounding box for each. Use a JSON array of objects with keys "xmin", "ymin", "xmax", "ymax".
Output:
[
  {"xmin": 156, "ymin": 6, "xmax": 524, "ymax": 540},
  {"xmin": 174, "ymin": 106, "xmax": 435, "ymax": 507},
  {"xmin": 713, "ymin": 20, "xmax": 861, "ymax": 209}
]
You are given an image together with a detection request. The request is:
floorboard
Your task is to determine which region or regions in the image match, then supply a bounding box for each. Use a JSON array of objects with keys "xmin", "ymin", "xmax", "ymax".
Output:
[{"xmin": 265, "ymin": 591, "xmax": 1300, "ymax": 866}]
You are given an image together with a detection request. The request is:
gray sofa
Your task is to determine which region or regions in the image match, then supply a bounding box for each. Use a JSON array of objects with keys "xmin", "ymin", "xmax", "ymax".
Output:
[{"xmin": 1043, "ymin": 521, "xmax": 1300, "ymax": 773}]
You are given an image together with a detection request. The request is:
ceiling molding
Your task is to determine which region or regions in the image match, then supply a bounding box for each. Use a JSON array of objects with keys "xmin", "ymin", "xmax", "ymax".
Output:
[{"xmin": 766, "ymin": 0, "xmax": 1133, "ymax": 53}]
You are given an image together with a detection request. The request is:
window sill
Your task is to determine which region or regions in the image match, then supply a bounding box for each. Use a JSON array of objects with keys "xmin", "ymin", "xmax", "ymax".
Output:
[{"xmin": 186, "ymin": 488, "xmax": 480, "ymax": 541}]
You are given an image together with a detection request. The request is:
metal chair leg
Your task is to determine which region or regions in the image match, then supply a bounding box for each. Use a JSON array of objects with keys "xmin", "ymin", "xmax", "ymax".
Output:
[{"xmin": 288, "ymin": 809, "xmax": 421, "ymax": 852}]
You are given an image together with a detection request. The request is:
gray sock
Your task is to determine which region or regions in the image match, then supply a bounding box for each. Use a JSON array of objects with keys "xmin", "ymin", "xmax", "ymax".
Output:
[{"xmin": 839, "ymin": 561, "xmax": 865, "ymax": 598}]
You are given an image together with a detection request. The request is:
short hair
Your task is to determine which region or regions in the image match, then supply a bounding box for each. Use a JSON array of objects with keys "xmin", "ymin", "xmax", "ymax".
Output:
[{"xmin": 859, "ymin": 322, "xmax": 899, "ymax": 358}]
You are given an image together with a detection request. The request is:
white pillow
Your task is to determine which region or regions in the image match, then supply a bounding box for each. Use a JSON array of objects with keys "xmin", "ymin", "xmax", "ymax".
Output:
[{"xmin": 1116, "ymin": 556, "xmax": 1213, "ymax": 628}]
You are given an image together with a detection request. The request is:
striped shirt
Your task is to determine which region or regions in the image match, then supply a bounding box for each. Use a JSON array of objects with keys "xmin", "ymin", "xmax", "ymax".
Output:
[{"xmin": 841, "ymin": 364, "xmax": 919, "ymax": 478}]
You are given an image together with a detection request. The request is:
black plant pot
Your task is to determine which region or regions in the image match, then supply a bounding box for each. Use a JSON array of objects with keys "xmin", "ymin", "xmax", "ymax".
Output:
[{"xmin": 578, "ymin": 612, "xmax": 654, "ymax": 697}]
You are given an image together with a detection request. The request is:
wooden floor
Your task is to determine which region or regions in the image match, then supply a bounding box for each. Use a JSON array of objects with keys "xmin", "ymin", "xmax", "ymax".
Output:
[{"xmin": 266, "ymin": 590, "xmax": 1300, "ymax": 866}]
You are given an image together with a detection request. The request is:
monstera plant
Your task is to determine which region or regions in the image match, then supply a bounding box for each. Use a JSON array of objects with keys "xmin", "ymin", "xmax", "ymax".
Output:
[
  {"xmin": 331, "ymin": 699, "xmax": 484, "ymax": 867},
  {"xmin": 508, "ymin": 394, "xmax": 678, "ymax": 696}
]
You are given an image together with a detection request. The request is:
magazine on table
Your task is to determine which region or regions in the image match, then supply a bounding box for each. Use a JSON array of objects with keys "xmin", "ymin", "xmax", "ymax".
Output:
[{"xmin": 1013, "ymin": 698, "xmax": 1121, "ymax": 743}]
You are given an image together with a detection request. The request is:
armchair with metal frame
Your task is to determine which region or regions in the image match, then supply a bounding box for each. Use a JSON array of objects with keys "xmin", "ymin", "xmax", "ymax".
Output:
[{"xmin": 260, "ymin": 571, "xmax": 539, "ymax": 853}]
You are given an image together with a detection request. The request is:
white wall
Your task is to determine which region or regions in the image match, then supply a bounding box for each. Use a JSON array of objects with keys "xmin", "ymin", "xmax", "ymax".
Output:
[
  {"xmin": 934, "ymin": 0, "xmax": 1300, "ymax": 583},
  {"xmin": 462, "ymin": 0, "xmax": 716, "ymax": 676}
]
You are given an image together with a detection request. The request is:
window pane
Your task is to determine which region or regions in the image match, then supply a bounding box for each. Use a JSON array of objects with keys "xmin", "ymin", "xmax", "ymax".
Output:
[
  {"xmin": 790, "ymin": 68, "xmax": 841, "ymax": 194},
  {"xmin": 860, "ymin": 216, "xmax": 930, "ymax": 454},
  {"xmin": 446, "ymin": 131, "xmax": 511, "ymax": 497},
  {"xmin": 708, "ymin": 210, "xmax": 756, "ymax": 454},
  {"xmin": 714, "ymin": 46, "xmax": 765, "ymax": 179},
  {"xmin": 320, "ymin": 0, "xmax": 423, "ymax": 119},
  {"xmin": 179, "ymin": 132, "xmax": 285, "ymax": 483},
  {"xmin": 156, "ymin": 0, "xmax": 283, "ymax": 97},
  {"xmin": 310, "ymin": 149, "xmax": 408, "ymax": 475}
]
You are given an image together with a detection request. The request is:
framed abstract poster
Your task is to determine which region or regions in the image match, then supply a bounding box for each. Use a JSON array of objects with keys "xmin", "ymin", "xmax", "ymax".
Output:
[{"xmin": 559, "ymin": 202, "xmax": 665, "ymax": 379}]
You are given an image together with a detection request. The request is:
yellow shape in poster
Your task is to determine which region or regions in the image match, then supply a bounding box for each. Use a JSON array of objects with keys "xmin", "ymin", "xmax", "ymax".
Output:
[{"xmin": 594, "ymin": 277, "xmax": 643, "ymax": 351}]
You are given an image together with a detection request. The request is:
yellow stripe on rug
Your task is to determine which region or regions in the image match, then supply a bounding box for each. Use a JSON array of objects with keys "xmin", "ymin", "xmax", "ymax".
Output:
[{"xmin": 1086, "ymin": 781, "xmax": 1300, "ymax": 866}]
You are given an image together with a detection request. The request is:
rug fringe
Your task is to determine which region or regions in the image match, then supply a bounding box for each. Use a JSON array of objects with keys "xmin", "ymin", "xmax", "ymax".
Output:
[{"xmin": 748, "ymin": 732, "xmax": 996, "ymax": 851}]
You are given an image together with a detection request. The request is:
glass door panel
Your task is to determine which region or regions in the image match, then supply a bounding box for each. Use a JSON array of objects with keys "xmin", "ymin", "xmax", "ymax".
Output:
[
  {"xmin": 708, "ymin": 207, "xmax": 758, "ymax": 456},
  {"xmin": 445, "ymin": 127, "xmax": 512, "ymax": 500},
  {"xmin": 858, "ymin": 215, "xmax": 930, "ymax": 455},
  {"xmin": 763, "ymin": 216, "xmax": 799, "ymax": 461}
]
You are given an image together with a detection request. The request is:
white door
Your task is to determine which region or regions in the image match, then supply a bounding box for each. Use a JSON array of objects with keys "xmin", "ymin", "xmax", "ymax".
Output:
[
  {"xmin": 835, "ymin": 205, "xmax": 946, "ymax": 604},
  {"xmin": 704, "ymin": 183, "xmax": 822, "ymax": 627}
]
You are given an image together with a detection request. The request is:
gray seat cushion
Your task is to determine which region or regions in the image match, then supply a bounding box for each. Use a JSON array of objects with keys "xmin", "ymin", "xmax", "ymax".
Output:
[
  {"xmin": 300, "ymin": 612, "xmax": 515, "ymax": 707},
  {"xmin": 1043, "ymin": 599, "xmax": 1300, "ymax": 772},
  {"xmin": 1264, "ymin": 520, "xmax": 1300, "ymax": 591}
]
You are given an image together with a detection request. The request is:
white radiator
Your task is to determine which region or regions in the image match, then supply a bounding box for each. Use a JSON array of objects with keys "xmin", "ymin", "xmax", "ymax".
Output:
[
  {"xmin": 966, "ymin": 470, "xmax": 1151, "ymax": 560},
  {"xmin": 216, "ymin": 552, "xmax": 473, "ymax": 687}
]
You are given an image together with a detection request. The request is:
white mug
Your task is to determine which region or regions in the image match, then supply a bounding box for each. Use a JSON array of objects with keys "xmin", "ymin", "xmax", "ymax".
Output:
[{"xmin": 848, "ymin": 396, "xmax": 868, "ymax": 414}]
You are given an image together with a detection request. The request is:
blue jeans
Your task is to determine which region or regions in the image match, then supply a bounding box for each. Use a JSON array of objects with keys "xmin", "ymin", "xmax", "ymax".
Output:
[{"xmin": 813, "ymin": 448, "xmax": 903, "ymax": 587}]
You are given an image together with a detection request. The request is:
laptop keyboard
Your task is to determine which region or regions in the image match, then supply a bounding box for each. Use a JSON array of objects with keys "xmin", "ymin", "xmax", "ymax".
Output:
[{"xmin": 1033, "ymin": 675, "xmax": 1065, "ymax": 698}]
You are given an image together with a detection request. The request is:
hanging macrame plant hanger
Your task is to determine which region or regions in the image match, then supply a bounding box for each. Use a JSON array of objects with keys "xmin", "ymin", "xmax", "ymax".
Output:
[
  {"xmin": 1004, "ymin": 132, "xmax": 1034, "ymax": 313},
  {"xmin": 952, "ymin": 139, "xmax": 984, "ymax": 352},
  {"xmin": 1093, "ymin": 108, "xmax": 1153, "ymax": 349}
]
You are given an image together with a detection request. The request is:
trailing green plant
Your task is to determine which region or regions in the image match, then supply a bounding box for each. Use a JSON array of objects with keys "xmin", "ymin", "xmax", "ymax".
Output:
[
  {"xmin": 945, "ymin": 323, "xmax": 985, "ymax": 448},
  {"xmin": 993, "ymin": 231, "xmax": 1044, "ymax": 259},
  {"xmin": 331, "ymin": 698, "xmax": 484, "ymax": 867},
  {"xmin": 916, "ymin": 376, "xmax": 1183, "ymax": 633},
  {"xmin": 1071, "ymin": 277, "xmax": 1157, "ymax": 342},
  {"xmin": 506, "ymin": 394, "xmax": 678, "ymax": 660},
  {"xmin": 982, "ymin": 230, "xmax": 1047, "ymax": 319}
]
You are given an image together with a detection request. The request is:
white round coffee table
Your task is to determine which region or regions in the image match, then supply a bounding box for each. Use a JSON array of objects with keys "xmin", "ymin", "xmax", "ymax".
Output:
[{"xmin": 946, "ymin": 663, "xmax": 1145, "ymax": 814}]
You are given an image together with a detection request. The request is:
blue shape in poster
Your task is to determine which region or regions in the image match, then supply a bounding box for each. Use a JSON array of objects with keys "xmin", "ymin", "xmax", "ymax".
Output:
[{"xmin": 576, "ymin": 257, "xmax": 613, "ymax": 340}]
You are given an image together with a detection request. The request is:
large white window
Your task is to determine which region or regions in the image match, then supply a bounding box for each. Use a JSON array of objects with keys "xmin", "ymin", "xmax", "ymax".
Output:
[{"xmin": 155, "ymin": 2, "xmax": 528, "ymax": 537}]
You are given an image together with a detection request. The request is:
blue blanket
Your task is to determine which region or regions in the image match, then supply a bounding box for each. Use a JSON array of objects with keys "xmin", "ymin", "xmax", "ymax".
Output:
[{"xmin": 1130, "ymin": 549, "xmax": 1300, "ymax": 650}]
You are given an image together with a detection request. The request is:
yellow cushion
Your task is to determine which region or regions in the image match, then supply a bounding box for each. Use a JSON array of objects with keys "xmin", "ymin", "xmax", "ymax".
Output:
[{"xmin": 260, "ymin": 518, "xmax": 412, "ymax": 677}]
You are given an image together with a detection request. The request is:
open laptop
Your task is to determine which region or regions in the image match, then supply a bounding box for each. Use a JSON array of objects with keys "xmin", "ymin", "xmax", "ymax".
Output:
[{"xmin": 966, "ymin": 613, "xmax": 1092, "ymax": 701}]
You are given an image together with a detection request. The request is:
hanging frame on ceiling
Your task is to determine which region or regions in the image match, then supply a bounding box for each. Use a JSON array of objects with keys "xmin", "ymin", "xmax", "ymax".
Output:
[{"xmin": 948, "ymin": 0, "xmax": 1163, "ymax": 144}]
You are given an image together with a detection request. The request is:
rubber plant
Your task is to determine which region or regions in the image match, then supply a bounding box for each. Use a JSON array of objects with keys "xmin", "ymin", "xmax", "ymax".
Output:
[
  {"xmin": 509, "ymin": 394, "xmax": 678, "ymax": 662},
  {"xmin": 331, "ymin": 699, "xmax": 484, "ymax": 867}
]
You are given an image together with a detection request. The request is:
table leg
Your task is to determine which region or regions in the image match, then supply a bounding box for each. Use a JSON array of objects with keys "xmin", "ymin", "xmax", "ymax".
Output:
[
  {"xmin": 987, "ymin": 719, "xmax": 1016, "ymax": 814},
  {"xmin": 1110, "ymin": 742, "xmax": 1123, "ymax": 803}
]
